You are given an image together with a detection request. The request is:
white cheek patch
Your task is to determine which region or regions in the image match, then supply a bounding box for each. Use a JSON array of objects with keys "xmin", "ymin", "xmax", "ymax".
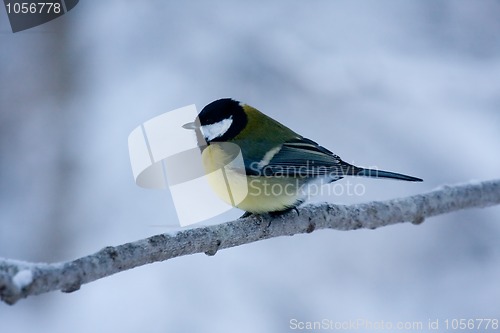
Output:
[{"xmin": 201, "ymin": 117, "xmax": 233, "ymax": 141}]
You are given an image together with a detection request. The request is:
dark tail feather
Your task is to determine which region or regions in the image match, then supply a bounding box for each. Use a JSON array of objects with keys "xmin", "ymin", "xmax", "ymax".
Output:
[
  {"xmin": 341, "ymin": 162, "xmax": 423, "ymax": 182},
  {"xmin": 356, "ymin": 168, "xmax": 423, "ymax": 182}
]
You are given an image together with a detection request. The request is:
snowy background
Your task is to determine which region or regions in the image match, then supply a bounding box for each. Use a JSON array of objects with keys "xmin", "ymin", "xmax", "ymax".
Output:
[{"xmin": 1, "ymin": 1, "xmax": 500, "ymax": 332}]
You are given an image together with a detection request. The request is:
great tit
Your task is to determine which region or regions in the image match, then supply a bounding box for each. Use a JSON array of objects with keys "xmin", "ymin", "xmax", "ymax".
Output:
[{"xmin": 183, "ymin": 98, "xmax": 422, "ymax": 215}]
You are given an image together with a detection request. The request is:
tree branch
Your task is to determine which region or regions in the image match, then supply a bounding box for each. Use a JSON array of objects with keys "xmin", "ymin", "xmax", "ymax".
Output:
[{"xmin": 1, "ymin": 179, "xmax": 499, "ymax": 305}]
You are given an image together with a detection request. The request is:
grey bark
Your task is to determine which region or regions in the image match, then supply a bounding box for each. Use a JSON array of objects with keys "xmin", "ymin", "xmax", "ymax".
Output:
[{"xmin": 1, "ymin": 179, "xmax": 499, "ymax": 305}]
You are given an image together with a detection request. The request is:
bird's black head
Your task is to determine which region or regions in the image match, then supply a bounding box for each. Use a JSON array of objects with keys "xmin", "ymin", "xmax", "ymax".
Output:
[{"xmin": 197, "ymin": 98, "xmax": 248, "ymax": 142}]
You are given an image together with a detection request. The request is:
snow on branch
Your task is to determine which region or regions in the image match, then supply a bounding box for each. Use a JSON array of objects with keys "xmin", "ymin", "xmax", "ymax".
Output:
[{"xmin": 1, "ymin": 179, "xmax": 500, "ymax": 305}]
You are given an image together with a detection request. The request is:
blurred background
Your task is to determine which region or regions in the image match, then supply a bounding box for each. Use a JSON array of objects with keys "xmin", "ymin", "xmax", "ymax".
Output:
[{"xmin": 1, "ymin": 1, "xmax": 499, "ymax": 332}]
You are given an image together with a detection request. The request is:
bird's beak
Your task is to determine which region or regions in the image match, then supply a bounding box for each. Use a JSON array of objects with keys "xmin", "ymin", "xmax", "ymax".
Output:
[{"xmin": 182, "ymin": 122, "xmax": 197, "ymax": 130}]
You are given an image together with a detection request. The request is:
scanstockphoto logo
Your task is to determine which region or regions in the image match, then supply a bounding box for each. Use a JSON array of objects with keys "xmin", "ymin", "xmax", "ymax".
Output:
[
  {"xmin": 128, "ymin": 105, "xmax": 248, "ymax": 227},
  {"xmin": 3, "ymin": 0, "xmax": 79, "ymax": 32},
  {"xmin": 128, "ymin": 105, "xmax": 368, "ymax": 228}
]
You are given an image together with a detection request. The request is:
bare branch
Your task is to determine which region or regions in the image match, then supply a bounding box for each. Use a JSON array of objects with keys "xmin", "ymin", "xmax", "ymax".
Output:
[{"xmin": 1, "ymin": 179, "xmax": 499, "ymax": 305}]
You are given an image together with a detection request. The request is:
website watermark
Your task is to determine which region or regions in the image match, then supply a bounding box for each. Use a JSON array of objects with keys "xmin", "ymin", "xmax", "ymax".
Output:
[{"xmin": 289, "ymin": 318, "xmax": 499, "ymax": 331}]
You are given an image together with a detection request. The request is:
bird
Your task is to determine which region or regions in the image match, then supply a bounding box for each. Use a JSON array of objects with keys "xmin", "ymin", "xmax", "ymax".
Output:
[{"xmin": 183, "ymin": 98, "xmax": 422, "ymax": 215}]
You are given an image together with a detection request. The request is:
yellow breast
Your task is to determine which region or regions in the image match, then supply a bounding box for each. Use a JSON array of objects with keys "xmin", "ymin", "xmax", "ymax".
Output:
[{"xmin": 201, "ymin": 143, "xmax": 304, "ymax": 213}]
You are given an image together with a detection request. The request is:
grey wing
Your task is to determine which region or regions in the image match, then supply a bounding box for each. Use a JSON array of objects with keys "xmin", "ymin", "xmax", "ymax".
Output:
[{"xmin": 260, "ymin": 138, "xmax": 358, "ymax": 177}]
